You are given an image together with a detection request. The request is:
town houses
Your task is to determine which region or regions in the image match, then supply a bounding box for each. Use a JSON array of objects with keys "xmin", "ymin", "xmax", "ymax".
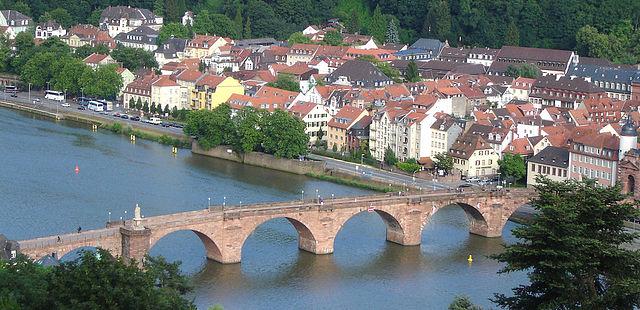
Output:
[{"xmin": 4, "ymin": 7, "xmax": 640, "ymax": 191}]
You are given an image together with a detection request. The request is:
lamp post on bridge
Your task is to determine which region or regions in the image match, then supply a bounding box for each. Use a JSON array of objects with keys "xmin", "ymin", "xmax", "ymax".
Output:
[
  {"xmin": 223, "ymin": 196, "xmax": 226, "ymax": 207},
  {"xmin": 208, "ymin": 197, "xmax": 211, "ymax": 209},
  {"xmin": 108, "ymin": 211, "xmax": 111, "ymax": 223},
  {"xmin": 301, "ymin": 190, "xmax": 304, "ymax": 201}
]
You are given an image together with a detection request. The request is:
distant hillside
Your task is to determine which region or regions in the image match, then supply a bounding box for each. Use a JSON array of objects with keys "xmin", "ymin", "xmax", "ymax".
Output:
[{"xmin": 3, "ymin": 0, "xmax": 640, "ymax": 63}]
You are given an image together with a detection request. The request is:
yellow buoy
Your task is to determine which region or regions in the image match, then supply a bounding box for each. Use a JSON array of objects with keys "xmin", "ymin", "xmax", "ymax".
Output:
[{"xmin": 467, "ymin": 254, "xmax": 473, "ymax": 263}]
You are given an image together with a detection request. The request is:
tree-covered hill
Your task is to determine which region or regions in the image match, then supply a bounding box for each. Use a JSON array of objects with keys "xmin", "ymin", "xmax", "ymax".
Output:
[{"xmin": 2, "ymin": 0, "xmax": 640, "ymax": 63}]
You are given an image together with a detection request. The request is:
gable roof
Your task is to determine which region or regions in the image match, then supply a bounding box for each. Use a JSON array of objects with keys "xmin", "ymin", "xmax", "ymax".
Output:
[
  {"xmin": 326, "ymin": 60, "xmax": 391, "ymax": 88},
  {"xmin": 83, "ymin": 53, "xmax": 109, "ymax": 64},
  {"xmin": 528, "ymin": 146, "xmax": 569, "ymax": 168}
]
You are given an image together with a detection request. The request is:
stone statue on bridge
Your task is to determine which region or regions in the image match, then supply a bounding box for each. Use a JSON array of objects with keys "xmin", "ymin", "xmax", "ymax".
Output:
[{"xmin": 133, "ymin": 204, "xmax": 144, "ymax": 230}]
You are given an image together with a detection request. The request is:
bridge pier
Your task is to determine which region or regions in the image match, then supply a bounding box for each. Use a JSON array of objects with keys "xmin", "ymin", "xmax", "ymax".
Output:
[
  {"xmin": 120, "ymin": 227, "xmax": 151, "ymax": 264},
  {"xmin": 467, "ymin": 203, "xmax": 510, "ymax": 238}
]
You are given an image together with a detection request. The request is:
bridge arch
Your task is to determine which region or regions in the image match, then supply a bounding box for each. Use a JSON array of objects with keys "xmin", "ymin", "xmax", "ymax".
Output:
[
  {"xmin": 58, "ymin": 246, "xmax": 99, "ymax": 262},
  {"xmin": 333, "ymin": 207, "xmax": 410, "ymax": 249},
  {"xmin": 237, "ymin": 216, "xmax": 321, "ymax": 260},
  {"xmin": 149, "ymin": 228, "xmax": 223, "ymax": 263}
]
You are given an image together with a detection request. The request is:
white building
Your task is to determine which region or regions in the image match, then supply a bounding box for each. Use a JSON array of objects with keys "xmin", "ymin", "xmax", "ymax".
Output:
[
  {"xmin": 288, "ymin": 102, "xmax": 331, "ymax": 144},
  {"xmin": 99, "ymin": 6, "xmax": 163, "ymax": 38},
  {"xmin": 35, "ymin": 21, "xmax": 66, "ymax": 39},
  {"xmin": 0, "ymin": 10, "xmax": 32, "ymax": 39}
]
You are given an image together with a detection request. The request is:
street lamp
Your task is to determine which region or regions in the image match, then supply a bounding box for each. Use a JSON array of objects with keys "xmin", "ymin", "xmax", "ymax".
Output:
[
  {"xmin": 208, "ymin": 197, "xmax": 211, "ymax": 208},
  {"xmin": 223, "ymin": 196, "xmax": 226, "ymax": 207},
  {"xmin": 28, "ymin": 83, "xmax": 31, "ymax": 102},
  {"xmin": 315, "ymin": 189, "xmax": 319, "ymax": 201},
  {"xmin": 108, "ymin": 211, "xmax": 111, "ymax": 222},
  {"xmin": 46, "ymin": 82, "xmax": 50, "ymax": 91},
  {"xmin": 361, "ymin": 153, "xmax": 364, "ymax": 164},
  {"xmin": 301, "ymin": 190, "xmax": 304, "ymax": 201},
  {"xmin": 64, "ymin": 89, "xmax": 67, "ymax": 103}
]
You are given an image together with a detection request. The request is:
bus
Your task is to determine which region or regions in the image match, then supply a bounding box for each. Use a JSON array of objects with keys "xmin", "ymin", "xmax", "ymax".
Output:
[
  {"xmin": 97, "ymin": 99, "xmax": 113, "ymax": 111},
  {"xmin": 44, "ymin": 90, "xmax": 64, "ymax": 102},
  {"xmin": 4, "ymin": 85, "xmax": 18, "ymax": 93},
  {"xmin": 87, "ymin": 100, "xmax": 104, "ymax": 112}
]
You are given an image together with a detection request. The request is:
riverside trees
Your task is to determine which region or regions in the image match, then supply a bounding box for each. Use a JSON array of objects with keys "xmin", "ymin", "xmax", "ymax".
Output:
[
  {"xmin": 0, "ymin": 250, "xmax": 196, "ymax": 309},
  {"xmin": 492, "ymin": 178, "xmax": 640, "ymax": 309},
  {"xmin": 184, "ymin": 104, "xmax": 309, "ymax": 159}
]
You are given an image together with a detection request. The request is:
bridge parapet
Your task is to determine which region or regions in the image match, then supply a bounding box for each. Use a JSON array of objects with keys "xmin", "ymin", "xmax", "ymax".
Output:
[{"xmin": 15, "ymin": 187, "xmax": 535, "ymax": 263}]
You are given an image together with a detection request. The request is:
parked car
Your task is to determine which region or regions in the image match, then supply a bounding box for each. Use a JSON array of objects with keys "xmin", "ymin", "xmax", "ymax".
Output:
[
  {"xmin": 130, "ymin": 116, "xmax": 140, "ymax": 121},
  {"xmin": 172, "ymin": 123, "xmax": 184, "ymax": 129},
  {"xmin": 61, "ymin": 102, "xmax": 70, "ymax": 107},
  {"xmin": 457, "ymin": 183, "xmax": 473, "ymax": 190},
  {"xmin": 466, "ymin": 176, "xmax": 480, "ymax": 182},
  {"xmin": 161, "ymin": 122, "xmax": 171, "ymax": 127},
  {"xmin": 77, "ymin": 106, "xmax": 86, "ymax": 110},
  {"xmin": 120, "ymin": 114, "xmax": 129, "ymax": 119},
  {"xmin": 10, "ymin": 93, "xmax": 17, "ymax": 98}
]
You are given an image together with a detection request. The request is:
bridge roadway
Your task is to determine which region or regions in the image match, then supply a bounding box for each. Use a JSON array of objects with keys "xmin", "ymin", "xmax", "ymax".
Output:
[{"xmin": 18, "ymin": 188, "xmax": 534, "ymax": 264}]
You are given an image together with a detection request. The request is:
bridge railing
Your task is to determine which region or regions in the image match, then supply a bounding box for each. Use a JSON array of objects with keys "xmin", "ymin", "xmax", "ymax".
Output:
[{"xmin": 19, "ymin": 228, "xmax": 119, "ymax": 250}]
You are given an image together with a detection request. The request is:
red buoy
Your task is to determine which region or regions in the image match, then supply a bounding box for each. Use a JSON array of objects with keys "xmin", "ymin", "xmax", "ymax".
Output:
[{"xmin": 74, "ymin": 164, "xmax": 80, "ymax": 174}]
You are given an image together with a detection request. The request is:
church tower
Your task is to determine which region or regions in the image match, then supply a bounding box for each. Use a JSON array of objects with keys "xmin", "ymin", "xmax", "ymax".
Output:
[{"xmin": 620, "ymin": 116, "xmax": 637, "ymax": 159}]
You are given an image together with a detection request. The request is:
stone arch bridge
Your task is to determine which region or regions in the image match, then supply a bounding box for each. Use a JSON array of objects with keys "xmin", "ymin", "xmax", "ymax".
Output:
[{"xmin": 18, "ymin": 188, "xmax": 534, "ymax": 264}]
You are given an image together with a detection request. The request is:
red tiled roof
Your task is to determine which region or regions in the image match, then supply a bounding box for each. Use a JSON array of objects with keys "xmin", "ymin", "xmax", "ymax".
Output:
[{"xmin": 83, "ymin": 53, "xmax": 108, "ymax": 64}]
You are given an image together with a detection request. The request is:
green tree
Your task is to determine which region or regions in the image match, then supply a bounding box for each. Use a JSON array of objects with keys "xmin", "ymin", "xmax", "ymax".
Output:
[
  {"xmin": 232, "ymin": 107, "xmax": 264, "ymax": 153},
  {"xmin": 12, "ymin": 1, "xmax": 31, "ymax": 16},
  {"xmin": 158, "ymin": 23, "xmax": 191, "ymax": 44},
  {"xmin": 404, "ymin": 60, "xmax": 420, "ymax": 82},
  {"xmin": 261, "ymin": 109, "xmax": 309, "ymax": 158},
  {"xmin": 384, "ymin": 147, "xmax": 398, "ymax": 166},
  {"xmin": 151, "ymin": 102, "xmax": 157, "ymax": 114},
  {"xmin": 386, "ymin": 18, "xmax": 400, "ymax": 44},
  {"xmin": 287, "ymin": 32, "xmax": 312, "ymax": 45},
  {"xmin": 74, "ymin": 44, "xmax": 110, "ymax": 59},
  {"xmin": 368, "ymin": 5, "xmax": 386, "ymax": 43},
  {"xmin": 143, "ymin": 101, "xmax": 150, "ymax": 113},
  {"xmin": 504, "ymin": 21, "xmax": 520, "ymax": 46},
  {"xmin": 449, "ymin": 295, "xmax": 483, "ymax": 310},
  {"xmin": 129, "ymin": 97, "xmax": 136, "ymax": 110},
  {"xmin": 79, "ymin": 64, "xmax": 123, "ymax": 99},
  {"xmin": 154, "ymin": 0, "xmax": 164, "ymax": 16},
  {"xmin": 40, "ymin": 8, "xmax": 74, "ymax": 29},
  {"xmin": 165, "ymin": 0, "xmax": 187, "ymax": 23},
  {"xmin": 422, "ymin": 0, "xmax": 451, "ymax": 41},
  {"xmin": 0, "ymin": 36, "xmax": 12, "ymax": 73},
  {"xmin": 51, "ymin": 57, "xmax": 88, "ymax": 95},
  {"xmin": 136, "ymin": 98, "xmax": 143, "ymax": 110},
  {"xmin": 243, "ymin": 16, "xmax": 252, "ymax": 39},
  {"xmin": 347, "ymin": 9, "xmax": 360, "ymax": 34},
  {"xmin": 0, "ymin": 250, "xmax": 195, "ymax": 309},
  {"xmin": 171, "ymin": 106, "xmax": 179, "ymax": 118},
  {"xmin": 498, "ymin": 153, "xmax": 526, "ymax": 182},
  {"xmin": 492, "ymin": 178, "xmax": 640, "ymax": 309},
  {"xmin": 184, "ymin": 104, "xmax": 234, "ymax": 149},
  {"xmin": 266, "ymin": 74, "xmax": 301, "ymax": 92},
  {"xmin": 434, "ymin": 152, "xmax": 453, "ymax": 174},
  {"xmin": 111, "ymin": 45, "xmax": 158, "ymax": 71},
  {"xmin": 323, "ymin": 30, "xmax": 343, "ymax": 46},
  {"xmin": 21, "ymin": 52, "xmax": 57, "ymax": 87},
  {"xmin": 233, "ymin": 4, "xmax": 243, "ymax": 39},
  {"xmin": 164, "ymin": 104, "xmax": 170, "ymax": 115},
  {"xmin": 504, "ymin": 63, "xmax": 540, "ymax": 79}
]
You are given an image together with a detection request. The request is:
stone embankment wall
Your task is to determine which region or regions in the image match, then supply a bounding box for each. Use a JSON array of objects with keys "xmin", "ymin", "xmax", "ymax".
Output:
[{"xmin": 192, "ymin": 142, "xmax": 326, "ymax": 175}]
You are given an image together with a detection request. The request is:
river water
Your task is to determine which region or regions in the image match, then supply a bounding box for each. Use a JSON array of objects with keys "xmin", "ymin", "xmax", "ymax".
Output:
[{"xmin": 0, "ymin": 107, "xmax": 527, "ymax": 309}]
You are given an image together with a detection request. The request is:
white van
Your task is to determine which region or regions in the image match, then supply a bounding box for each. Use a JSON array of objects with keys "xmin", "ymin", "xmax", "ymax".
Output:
[{"xmin": 148, "ymin": 117, "xmax": 162, "ymax": 125}]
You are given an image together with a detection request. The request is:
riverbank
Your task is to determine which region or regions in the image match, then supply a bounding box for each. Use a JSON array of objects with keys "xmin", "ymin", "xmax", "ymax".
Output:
[{"xmin": 0, "ymin": 100, "xmax": 190, "ymax": 148}]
